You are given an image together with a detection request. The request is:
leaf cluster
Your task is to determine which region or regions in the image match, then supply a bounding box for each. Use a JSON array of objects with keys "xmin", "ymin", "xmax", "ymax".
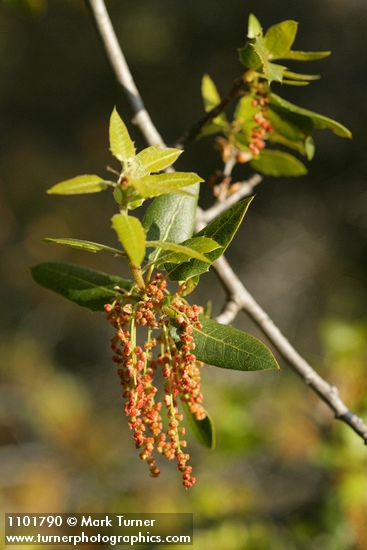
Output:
[{"xmin": 200, "ymin": 14, "xmax": 351, "ymax": 178}]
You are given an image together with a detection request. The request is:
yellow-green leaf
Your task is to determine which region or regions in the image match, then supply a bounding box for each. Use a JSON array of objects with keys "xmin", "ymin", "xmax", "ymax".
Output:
[
  {"xmin": 234, "ymin": 95, "xmax": 257, "ymax": 124},
  {"xmin": 201, "ymin": 74, "xmax": 228, "ymax": 127},
  {"xmin": 147, "ymin": 240, "xmax": 212, "ymax": 263},
  {"xmin": 111, "ymin": 213, "xmax": 146, "ymax": 266},
  {"xmin": 47, "ymin": 175, "xmax": 109, "ymax": 195},
  {"xmin": 202, "ymin": 74, "xmax": 221, "ymax": 112},
  {"xmin": 153, "ymin": 236, "xmax": 220, "ymax": 266},
  {"xmin": 278, "ymin": 50, "xmax": 331, "ymax": 61},
  {"xmin": 247, "ymin": 13, "xmax": 263, "ymax": 38},
  {"xmin": 284, "ymin": 70, "xmax": 320, "ymax": 81},
  {"xmin": 133, "ymin": 145, "xmax": 182, "ymax": 177},
  {"xmin": 131, "ymin": 172, "xmax": 203, "ymax": 199},
  {"xmin": 265, "ymin": 20, "xmax": 298, "ymax": 58},
  {"xmin": 43, "ymin": 237, "xmax": 124, "ymax": 256},
  {"xmin": 109, "ymin": 107, "xmax": 135, "ymax": 162}
]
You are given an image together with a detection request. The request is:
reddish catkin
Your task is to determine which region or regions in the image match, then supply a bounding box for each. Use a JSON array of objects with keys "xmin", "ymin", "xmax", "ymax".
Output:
[
  {"xmin": 248, "ymin": 92, "xmax": 273, "ymax": 157},
  {"xmin": 104, "ymin": 274, "xmax": 206, "ymax": 488}
]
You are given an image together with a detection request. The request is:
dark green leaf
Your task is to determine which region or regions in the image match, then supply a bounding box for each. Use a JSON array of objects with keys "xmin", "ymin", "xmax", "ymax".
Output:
[
  {"xmin": 268, "ymin": 132, "xmax": 315, "ymax": 160},
  {"xmin": 269, "ymin": 93, "xmax": 352, "ymax": 138},
  {"xmin": 183, "ymin": 403, "xmax": 216, "ymax": 450},
  {"xmin": 268, "ymin": 106, "xmax": 313, "ymax": 140},
  {"xmin": 31, "ymin": 262, "xmax": 132, "ymax": 311},
  {"xmin": 166, "ymin": 198, "xmax": 253, "ymax": 281},
  {"xmin": 239, "ymin": 42, "xmax": 262, "ymax": 70},
  {"xmin": 250, "ymin": 149, "xmax": 307, "ymax": 177},
  {"xmin": 193, "ymin": 317, "xmax": 279, "ymax": 371}
]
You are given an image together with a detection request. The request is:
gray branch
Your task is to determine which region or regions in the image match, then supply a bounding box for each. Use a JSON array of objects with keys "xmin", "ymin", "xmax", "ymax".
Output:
[
  {"xmin": 86, "ymin": 0, "xmax": 164, "ymax": 148},
  {"xmin": 213, "ymin": 256, "xmax": 367, "ymax": 442},
  {"xmin": 199, "ymin": 174, "xmax": 263, "ymax": 225},
  {"xmin": 85, "ymin": 0, "xmax": 367, "ymax": 444}
]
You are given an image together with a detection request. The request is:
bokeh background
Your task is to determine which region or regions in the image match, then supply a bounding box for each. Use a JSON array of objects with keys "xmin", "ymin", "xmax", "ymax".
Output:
[{"xmin": 1, "ymin": 0, "xmax": 367, "ymax": 548}]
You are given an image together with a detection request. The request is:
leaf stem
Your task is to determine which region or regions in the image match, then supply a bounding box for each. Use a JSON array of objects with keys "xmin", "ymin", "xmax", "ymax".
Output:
[
  {"xmin": 145, "ymin": 264, "xmax": 155, "ymax": 283},
  {"xmin": 130, "ymin": 263, "xmax": 146, "ymax": 291}
]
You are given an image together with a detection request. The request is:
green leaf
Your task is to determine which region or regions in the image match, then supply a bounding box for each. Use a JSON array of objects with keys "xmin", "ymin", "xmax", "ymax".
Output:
[
  {"xmin": 201, "ymin": 74, "xmax": 228, "ymax": 128},
  {"xmin": 109, "ymin": 107, "xmax": 135, "ymax": 162},
  {"xmin": 132, "ymin": 145, "xmax": 182, "ymax": 177},
  {"xmin": 193, "ymin": 317, "xmax": 280, "ymax": 371},
  {"xmin": 183, "ymin": 403, "xmax": 216, "ymax": 450},
  {"xmin": 247, "ymin": 13, "xmax": 263, "ymax": 38},
  {"xmin": 31, "ymin": 262, "xmax": 132, "ymax": 311},
  {"xmin": 47, "ymin": 175, "xmax": 110, "ymax": 195},
  {"xmin": 111, "ymin": 213, "xmax": 146, "ymax": 266},
  {"xmin": 269, "ymin": 93, "xmax": 352, "ymax": 138},
  {"xmin": 281, "ymin": 79, "xmax": 310, "ymax": 87},
  {"xmin": 264, "ymin": 20, "xmax": 298, "ymax": 58},
  {"xmin": 268, "ymin": 107, "xmax": 313, "ymax": 141},
  {"xmin": 43, "ymin": 237, "xmax": 124, "ymax": 256},
  {"xmin": 147, "ymin": 240, "xmax": 212, "ymax": 264},
  {"xmin": 166, "ymin": 198, "xmax": 253, "ymax": 281},
  {"xmin": 143, "ymin": 185, "xmax": 200, "ymax": 262},
  {"xmin": 131, "ymin": 172, "xmax": 203, "ymax": 199},
  {"xmin": 198, "ymin": 122, "xmax": 223, "ymax": 138},
  {"xmin": 239, "ymin": 42, "xmax": 262, "ymax": 70},
  {"xmin": 201, "ymin": 74, "xmax": 221, "ymax": 112},
  {"xmin": 234, "ymin": 95, "xmax": 257, "ymax": 124},
  {"xmin": 152, "ymin": 237, "xmax": 221, "ymax": 265},
  {"xmin": 172, "ymin": 236, "xmax": 221, "ymax": 255},
  {"xmin": 250, "ymin": 149, "xmax": 307, "ymax": 177},
  {"xmin": 239, "ymin": 37, "xmax": 286, "ymax": 83},
  {"xmin": 264, "ymin": 61, "xmax": 286, "ymax": 83},
  {"xmin": 305, "ymin": 136, "xmax": 315, "ymax": 160},
  {"xmin": 268, "ymin": 132, "xmax": 315, "ymax": 160},
  {"xmin": 179, "ymin": 275, "xmax": 200, "ymax": 296},
  {"xmin": 283, "ymin": 70, "xmax": 320, "ymax": 81},
  {"xmin": 278, "ymin": 50, "xmax": 331, "ymax": 61}
]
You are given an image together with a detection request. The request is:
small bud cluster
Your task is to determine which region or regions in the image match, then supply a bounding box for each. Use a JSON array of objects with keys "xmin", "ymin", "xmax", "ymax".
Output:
[
  {"xmin": 248, "ymin": 93, "xmax": 273, "ymax": 157},
  {"xmin": 104, "ymin": 274, "xmax": 205, "ymax": 488}
]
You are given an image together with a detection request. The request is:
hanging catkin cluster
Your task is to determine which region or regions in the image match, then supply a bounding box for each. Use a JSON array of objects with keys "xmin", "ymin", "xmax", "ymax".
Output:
[{"xmin": 105, "ymin": 273, "xmax": 206, "ymax": 488}]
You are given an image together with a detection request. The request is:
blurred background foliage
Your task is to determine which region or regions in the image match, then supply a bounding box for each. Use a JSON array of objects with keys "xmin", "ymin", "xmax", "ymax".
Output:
[{"xmin": 1, "ymin": 0, "xmax": 367, "ymax": 549}]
